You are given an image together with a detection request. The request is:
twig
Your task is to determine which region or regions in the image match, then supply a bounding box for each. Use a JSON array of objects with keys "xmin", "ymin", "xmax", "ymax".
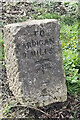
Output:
[{"xmin": 11, "ymin": 105, "xmax": 51, "ymax": 118}]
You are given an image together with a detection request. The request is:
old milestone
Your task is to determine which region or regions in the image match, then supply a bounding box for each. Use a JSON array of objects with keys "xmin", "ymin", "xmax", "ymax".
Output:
[{"xmin": 4, "ymin": 19, "xmax": 67, "ymax": 107}]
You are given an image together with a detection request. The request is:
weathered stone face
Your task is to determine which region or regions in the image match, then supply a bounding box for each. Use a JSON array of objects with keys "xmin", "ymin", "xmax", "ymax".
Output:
[{"xmin": 4, "ymin": 19, "xmax": 67, "ymax": 107}]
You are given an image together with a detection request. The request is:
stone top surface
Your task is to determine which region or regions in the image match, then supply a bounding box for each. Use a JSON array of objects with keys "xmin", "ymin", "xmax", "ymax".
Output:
[{"xmin": 4, "ymin": 19, "xmax": 58, "ymax": 27}]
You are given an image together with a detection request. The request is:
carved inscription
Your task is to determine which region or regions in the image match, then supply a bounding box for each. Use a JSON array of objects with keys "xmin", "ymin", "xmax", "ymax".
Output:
[
  {"xmin": 27, "ymin": 29, "xmax": 54, "ymax": 73},
  {"xmin": 18, "ymin": 29, "xmax": 55, "ymax": 58},
  {"xmin": 26, "ymin": 37, "xmax": 54, "ymax": 49},
  {"xmin": 21, "ymin": 38, "xmax": 55, "ymax": 57},
  {"xmin": 16, "ymin": 29, "xmax": 55, "ymax": 73},
  {"xmin": 34, "ymin": 29, "xmax": 45, "ymax": 36},
  {"xmin": 25, "ymin": 36, "xmax": 55, "ymax": 58},
  {"xmin": 19, "ymin": 29, "xmax": 55, "ymax": 74},
  {"xmin": 35, "ymin": 58, "xmax": 52, "ymax": 74}
]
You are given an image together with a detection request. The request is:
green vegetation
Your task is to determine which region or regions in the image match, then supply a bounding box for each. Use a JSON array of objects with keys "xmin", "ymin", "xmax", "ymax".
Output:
[
  {"xmin": 3, "ymin": 103, "xmax": 12, "ymax": 115},
  {"xmin": 1, "ymin": 2, "xmax": 80, "ymax": 95},
  {"xmin": 0, "ymin": 34, "xmax": 4, "ymax": 60},
  {"xmin": 61, "ymin": 22, "xmax": 80, "ymax": 95},
  {"xmin": 3, "ymin": 102, "xmax": 15, "ymax": 117}
]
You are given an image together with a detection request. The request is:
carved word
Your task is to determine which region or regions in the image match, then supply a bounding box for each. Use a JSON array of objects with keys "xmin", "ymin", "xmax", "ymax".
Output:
[{"xmin": 26, "ymin": 37, "xmax": 54, "ymax": 49}]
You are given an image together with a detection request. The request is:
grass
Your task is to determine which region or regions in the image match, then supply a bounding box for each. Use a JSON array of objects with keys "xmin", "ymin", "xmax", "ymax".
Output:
[{"xmin": 61, "ymin": 22, "xmax": 80, "ymax": 95}]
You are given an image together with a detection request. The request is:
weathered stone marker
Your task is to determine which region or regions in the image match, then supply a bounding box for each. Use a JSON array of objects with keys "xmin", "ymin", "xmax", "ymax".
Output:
[{"xmin": 4, "ymin": 19, "xmax": 67, "ymax": 107}]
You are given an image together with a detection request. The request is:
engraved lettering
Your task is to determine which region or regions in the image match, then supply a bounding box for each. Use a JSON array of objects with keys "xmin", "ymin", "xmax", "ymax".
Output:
[
  {"xmin": 27, "ymin": 47, "xmax": 54, "ymax": 57},
  {"xmin": 44, "ymin": 49, "xmax": 47, "ymax": 54},
  {"xmin": 49, "ymin": 47, "xmax": 53, "ymax": 54},
  {"xmin": 40, "ymin": 48, "xmax": 45, "ymax": 55},
  {"xmin": 44, "ymin": 39, "xmax": 49, "ymax": 45},
  {"xmin": 26, "ymin": 37, "xmax": 55, "ymax": 49},
  {"xmin": 39, "ymin": 40, "xmax": 43, "ymax": 45},
  {"xmin": 31, "ymin": 50, "xmax": 36, "ymax": 56},
  {"xmin": 35, "ymin": 58, "xmax": 52, "ymax": 74},
  {"xmin": 37, "ymin": 50, "xmax": 39, "ymax": 56},
  {"xmin": 27, "ymin": 42, "xmax": 31, "ymax": 49},
  {"xmin": 34, "ymin": 30, "xmax": 38, "ymax": 36},
  {"xmin": 49, "ymin": 38, "xmax": 54, "ymax": 43},
  {"xmin": 32, "ymin": 40, "xmax": 36, "ymax": 47},
  {"xmin": 40, "ymin": 30, "xmax": 45, "ymax": 37}
]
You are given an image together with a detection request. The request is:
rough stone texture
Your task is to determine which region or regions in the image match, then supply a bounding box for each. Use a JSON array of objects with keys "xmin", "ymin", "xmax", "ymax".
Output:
[{"xmin": 4, "ymin": 19, "xmax": 67, "ymax": 107}]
